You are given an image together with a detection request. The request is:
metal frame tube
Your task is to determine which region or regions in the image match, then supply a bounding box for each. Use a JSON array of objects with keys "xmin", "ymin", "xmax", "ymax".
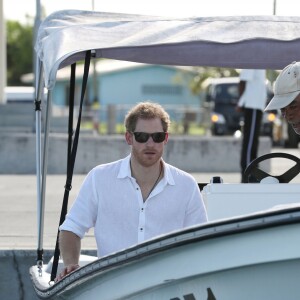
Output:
[
  {"xmin": 35, "ymin": 60, "xmax": 45, "ymax": 273},
  {"xmin": 35, "ymin": 59, "xmax": 53, "ymax": 273},
  {"xmin": 38, "ymin": 89, "xmax": 52, "ymax": 251},
  {"xmin": 35, "ymin": 61, "xmax": 43, "ymax": 247}
]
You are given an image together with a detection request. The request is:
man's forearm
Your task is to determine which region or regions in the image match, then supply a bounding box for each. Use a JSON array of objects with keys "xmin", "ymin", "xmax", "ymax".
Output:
[{"xmin": 59, "ymin": 230, "xmax": 81, "ymax": 266}]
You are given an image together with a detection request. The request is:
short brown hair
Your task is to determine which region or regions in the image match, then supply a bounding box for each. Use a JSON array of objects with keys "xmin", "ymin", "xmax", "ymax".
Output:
[{"xmin": 124, "ymin": 101, "xmax": 171, "ymax": 132}]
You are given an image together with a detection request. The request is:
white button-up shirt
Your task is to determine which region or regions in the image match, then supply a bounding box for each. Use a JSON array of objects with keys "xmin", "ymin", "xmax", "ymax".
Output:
[{"xmin": 60, "ymin": 155, "xmax": 207, "ymax": 257}]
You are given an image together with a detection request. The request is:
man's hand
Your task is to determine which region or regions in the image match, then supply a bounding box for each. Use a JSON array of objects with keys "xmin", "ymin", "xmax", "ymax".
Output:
[
  {"xmin": 55, "ymin": 230, "xmax": 81, "ymax": 283},
  {"xmin": 54, "ymin": 263, "xmax": 80, "ymax": 282}
]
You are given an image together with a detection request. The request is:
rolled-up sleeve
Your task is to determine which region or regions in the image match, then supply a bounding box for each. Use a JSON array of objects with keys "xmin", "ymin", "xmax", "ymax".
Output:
[
  {"xmin": 60, "ymin": 169, "xmax": 98, "ymax": 239},
  {"xmin": 184, "ymin": 181, "xmax": 208, "ymax": 227}
]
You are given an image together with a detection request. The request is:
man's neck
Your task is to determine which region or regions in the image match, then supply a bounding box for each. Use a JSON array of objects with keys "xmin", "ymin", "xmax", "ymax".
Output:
[
  {"xmin": 130, "ymin": 159, "xmax": 163, "ymax": 201},
  {"xmin": 130, "ymin": 158, "xmax": 162, "ymax": 184}
]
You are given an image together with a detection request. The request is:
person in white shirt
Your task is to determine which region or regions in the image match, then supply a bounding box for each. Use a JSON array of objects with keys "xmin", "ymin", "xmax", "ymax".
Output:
[
  {"xmin": 55, "ymin": 101, "xmax": 207, "ymax": 282},
  {"xmin": 236, "ymin": 69, "xmax": 267, "ymax": 182}
]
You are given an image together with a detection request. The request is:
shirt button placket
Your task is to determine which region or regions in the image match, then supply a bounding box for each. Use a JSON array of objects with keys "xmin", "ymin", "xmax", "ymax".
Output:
[{"xmin": 138, "ymin": 205, "xmax": 145, "ymax": 242}]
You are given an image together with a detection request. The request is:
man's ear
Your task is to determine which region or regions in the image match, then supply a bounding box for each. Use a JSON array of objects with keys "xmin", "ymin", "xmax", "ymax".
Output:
[
  {"xmin": 125, "ymin": 131, "xmax": 133, "ymax": 145},
  {"xmin": 164, "ymin": 132, "xmax": 169, "ymax": 144}
]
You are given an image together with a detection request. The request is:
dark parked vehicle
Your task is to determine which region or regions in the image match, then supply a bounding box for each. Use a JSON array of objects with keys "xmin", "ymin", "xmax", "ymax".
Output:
[{"xmin": 202, "ymin": 77, "xmax": 276, "ymax": 138}]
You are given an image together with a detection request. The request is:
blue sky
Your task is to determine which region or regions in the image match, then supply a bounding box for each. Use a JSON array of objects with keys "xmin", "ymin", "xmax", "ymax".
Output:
[{"xmin": 4, "ymin": 0, "xmax": 300, "ymax": 23}]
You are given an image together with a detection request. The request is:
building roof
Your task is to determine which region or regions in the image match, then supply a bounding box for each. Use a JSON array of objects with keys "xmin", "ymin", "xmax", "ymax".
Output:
[{"xmin": 21, "ymin": 59, "xmax": 195, "ymax": 83}]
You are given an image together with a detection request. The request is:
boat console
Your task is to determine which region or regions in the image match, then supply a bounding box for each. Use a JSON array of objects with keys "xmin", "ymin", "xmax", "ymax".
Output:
[{"xmin": 203, "ymin": 179, "xmax": 300, "ymax": 221}]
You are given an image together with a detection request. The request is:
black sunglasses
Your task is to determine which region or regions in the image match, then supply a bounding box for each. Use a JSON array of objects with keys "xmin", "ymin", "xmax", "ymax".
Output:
[{"xmin": 132, "ymin": 132, "xmax": 167, "ymax": 143}]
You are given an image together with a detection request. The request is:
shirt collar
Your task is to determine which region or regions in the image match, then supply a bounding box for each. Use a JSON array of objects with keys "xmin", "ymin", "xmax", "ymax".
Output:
[
  {"xmin": 117, "ymin": 154, "xmax": 132, "ymax": 179},
  {"xmin": 162, "ymin": 160, "xmax": 175, "ymax": 186}
]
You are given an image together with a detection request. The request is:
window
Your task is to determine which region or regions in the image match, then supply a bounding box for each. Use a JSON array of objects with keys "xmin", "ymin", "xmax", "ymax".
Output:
[{"xmin": 214, "ymin": 83, "xmax": 239, "ymax": 104}]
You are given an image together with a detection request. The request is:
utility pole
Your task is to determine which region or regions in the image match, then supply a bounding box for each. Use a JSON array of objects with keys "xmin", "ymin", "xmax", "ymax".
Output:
[
  {"xmin": 91, "ymin": 0, "xmax": 100, "ymax": 134},
  {"xmin": 34, "ymin": 0, "xmax": 41, "ymax": 88},
  {"xmin": 0, "ymin": 0, "xmax": 7, "ymax": 104}
]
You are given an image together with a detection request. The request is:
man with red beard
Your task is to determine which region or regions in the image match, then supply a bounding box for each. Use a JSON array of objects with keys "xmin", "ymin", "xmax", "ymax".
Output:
[
  {"xmin": 265, "ymin": 62, "xmax": 300, "ymax": 137},
  {"xmin": 56, "ymin": 101, "xmax": 207, "ymax": 282}
]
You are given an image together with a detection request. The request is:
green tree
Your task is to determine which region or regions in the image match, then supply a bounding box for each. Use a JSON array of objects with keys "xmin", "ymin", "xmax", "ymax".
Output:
[
  {"xmin": 6, "ymin": 20, "xmax": 34, "ymax": 85},
  {"xmin": 190, "ymin": 67, "xmax": 278, "ymax": 95},
  {"xmin": 190, "ymin": 67, "xmax": 239, "ymax": 95}
]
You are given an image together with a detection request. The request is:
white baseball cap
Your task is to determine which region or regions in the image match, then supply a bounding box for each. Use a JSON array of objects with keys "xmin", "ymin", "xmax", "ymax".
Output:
[{"xmin": 265, "ymin": 61, "xmax": 300, "ymax": 111}]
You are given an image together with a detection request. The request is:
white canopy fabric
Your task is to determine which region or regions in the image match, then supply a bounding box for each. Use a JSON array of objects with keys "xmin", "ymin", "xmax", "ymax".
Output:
[{"xmin": 35, "ymin": 10, "xmax": 300, "ymax": 89}]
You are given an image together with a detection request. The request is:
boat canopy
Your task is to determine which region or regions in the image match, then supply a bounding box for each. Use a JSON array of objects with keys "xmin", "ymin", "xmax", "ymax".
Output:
[
  {"xmin": 35, "ymin": 10, "xmax": 300, "ymax": 89},
  {"xmin": 31, "ymin": 11, "xmax": 300, "ymax": 298}
]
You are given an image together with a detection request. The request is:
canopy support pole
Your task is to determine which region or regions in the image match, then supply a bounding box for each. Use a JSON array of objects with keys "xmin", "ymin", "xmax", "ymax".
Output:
[
  {"xmin": 35, "ymin": 60, "xmax": 43, "ymax": 275},
  {"xmin": 50, "ymin": 50, "xmax": 91, "ymax": 282},
  {"xmin": 35, "ymin": 60, "xmax": 52, "ymax": 275}
]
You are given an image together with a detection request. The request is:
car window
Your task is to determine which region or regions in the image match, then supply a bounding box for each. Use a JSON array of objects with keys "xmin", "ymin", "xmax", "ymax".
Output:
[{"xmin": 214, "ymin": 83, "xmax": 239, "ymax": 104}]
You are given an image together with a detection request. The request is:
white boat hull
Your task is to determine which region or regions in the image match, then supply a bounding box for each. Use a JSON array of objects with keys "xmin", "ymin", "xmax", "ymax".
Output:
[{"xmin": 30, "ymin": 207, "xmax": 300, "ymax": 299}]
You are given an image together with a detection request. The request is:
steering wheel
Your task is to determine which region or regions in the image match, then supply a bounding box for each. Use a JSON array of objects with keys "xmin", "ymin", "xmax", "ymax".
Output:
[{"xmin": 243, "ymin": 152, "xmax": 300, "ymax": 183}]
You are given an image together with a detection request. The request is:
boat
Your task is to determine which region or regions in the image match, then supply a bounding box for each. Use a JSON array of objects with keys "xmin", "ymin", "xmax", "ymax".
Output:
[{"xmin": 30, "ymin": 10, "xmax": 300, "ymax": 299}]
